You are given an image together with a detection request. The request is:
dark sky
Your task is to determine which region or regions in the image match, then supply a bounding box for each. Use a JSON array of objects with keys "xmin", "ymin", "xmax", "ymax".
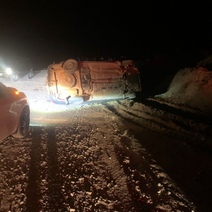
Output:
[{"xmin": 0, "ymin": 1, "xmax": 212, "ymax": 67}]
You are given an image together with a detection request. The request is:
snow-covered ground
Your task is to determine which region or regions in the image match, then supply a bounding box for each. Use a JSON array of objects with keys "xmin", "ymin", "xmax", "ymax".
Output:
[
  {"xmin": 0, "ymin": 62, "xmax": 212, "ymax": 211},
  {"xmin": 155, "ymin": 66, "xmax": 212, "ymax": 115}
]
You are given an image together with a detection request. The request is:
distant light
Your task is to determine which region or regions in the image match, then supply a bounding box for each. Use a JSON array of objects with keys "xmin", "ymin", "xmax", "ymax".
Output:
[{"xmin": 5, "ymin": 67, "xmax": 12, "ymax": 75}]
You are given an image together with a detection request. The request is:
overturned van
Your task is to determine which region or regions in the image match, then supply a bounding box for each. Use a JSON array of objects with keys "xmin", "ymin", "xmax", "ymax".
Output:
[{"xmin": 46, "ymin": 58, "xmax": 142, "ymax": 105}]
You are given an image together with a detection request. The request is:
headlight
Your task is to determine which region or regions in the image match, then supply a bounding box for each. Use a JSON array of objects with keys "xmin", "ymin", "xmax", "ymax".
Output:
[{"xmin": 5, "ymin": 67, "xmax": 13, "ymax": 75}]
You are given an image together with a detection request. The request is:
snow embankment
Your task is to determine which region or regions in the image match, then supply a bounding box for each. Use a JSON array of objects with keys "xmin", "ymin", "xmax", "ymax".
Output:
[{"xmin": 155, "ymin": 67, "xmax": 212, "ymax": 114}]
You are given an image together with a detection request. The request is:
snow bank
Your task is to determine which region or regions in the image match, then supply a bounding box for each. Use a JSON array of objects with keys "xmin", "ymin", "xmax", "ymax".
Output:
[{"xmin": 156, "ymin": 67, "xmax": 212, "ymax": 114}]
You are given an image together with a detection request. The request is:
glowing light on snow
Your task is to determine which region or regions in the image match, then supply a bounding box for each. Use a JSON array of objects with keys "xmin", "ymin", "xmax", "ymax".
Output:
[{"xmin": 29, "ymin": 99, "xmax": 83, "ymax": 113}]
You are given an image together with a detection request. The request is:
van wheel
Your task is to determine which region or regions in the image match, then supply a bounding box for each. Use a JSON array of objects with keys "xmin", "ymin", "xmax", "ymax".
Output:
[{"xmin": 63, "ymin": 59, "xmax": 78, "ymax": 72}]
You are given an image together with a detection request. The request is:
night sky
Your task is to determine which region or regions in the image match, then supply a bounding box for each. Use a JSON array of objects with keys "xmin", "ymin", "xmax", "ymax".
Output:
[{"xmin": 1, "ymin": 1, "xmax": 212, "ymax": 68}]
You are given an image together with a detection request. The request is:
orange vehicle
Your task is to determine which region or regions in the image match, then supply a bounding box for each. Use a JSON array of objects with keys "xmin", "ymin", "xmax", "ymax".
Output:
[{"xmin": 46, "ymin": 58, "xmax": 142, "ymax": 105}]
